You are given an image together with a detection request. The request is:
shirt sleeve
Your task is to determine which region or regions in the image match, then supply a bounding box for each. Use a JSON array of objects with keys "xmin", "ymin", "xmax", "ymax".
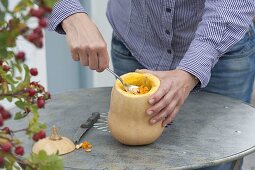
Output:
[
  {"xmin": 47, "ymin": 0, "xmax": 86, "ymax": 34},
  {"xmin": 177, "ymin": 0, "xmax": 255, "ymax": 88}
]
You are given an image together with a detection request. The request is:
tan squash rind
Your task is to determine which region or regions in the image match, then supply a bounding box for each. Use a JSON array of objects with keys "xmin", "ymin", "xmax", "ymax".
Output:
[
  {"xmin": 108, "ymin": 72, "xmax": 164, "ymax": 145},
  {"xmin": 32, "ymin": 126, "xmax": 75, "ymax": 155}
]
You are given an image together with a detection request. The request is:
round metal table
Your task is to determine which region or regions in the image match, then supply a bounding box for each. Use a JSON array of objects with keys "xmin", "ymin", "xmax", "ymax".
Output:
[{"xmin": 11, "ymin": 87, "xmax": 255, "ymax": 169}]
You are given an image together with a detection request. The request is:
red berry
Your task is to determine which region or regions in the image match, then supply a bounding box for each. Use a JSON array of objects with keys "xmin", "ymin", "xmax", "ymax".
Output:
[
  {"xmin": 1, "ymin": 142, "xmax": 12, "ymax": 152},
  {"xmin": 15, "ymin": 146, "xmax": 24, "ymax": 156},
  {"xmin": 1, "ymin": 110, "xmax": 11, "ymax": 120},
  {"xmin": 32, "ymin": 133, "xmax": 40, "ymax": 141},
  {"xmin": 0, "ymin": 118, "xmax": 3, "ymax": 127},
  {"xmin": 0, "ymin": 77, "xmax": 3, "ymax": 84},
  {"xmin": 32, "ymin": 130, "xmax": 46, "ymax": 141},
  {"xmin": 27, "ymin": 88, "xmax": 36, "ymax": 97},
  {"xmin": 2, "ymin": 65, "xmax": 10, "ymax": 72},
  {"xmin": 0, "ymin": 157, "xmax": 4, "ymax": 166},
  {"xmin": 30, "ymin": 8, "xmax": 45, "ymax": 18},
  {"xmin": 0, "ymin": 106, "xmax": 4, "ymax": 112},
  {"xmin": 29, "ymin": 8, "xmax": 36, "ymax": 16},
  {"xmin": 34, "ymin": 38, "xmax": 43, "ymax": 48},
  {"xmin": 42, "ymin": 6, "xmax": 52, "ymax": 13},
  {"xmin": 38, "ymin": 130, "xmax": 46, "ymax": 139},
  {"xmin": 38, "ymin": 96, "xmax": 44, "ymax": 100},
  {"xmin": 44, "ymin": 92, "xmax": 51, "ymax": 100},
  {"xmin": 39, "ymin": 18, "xmax": 47, "ymax": 28},
  {"xmin": 30, "ymin": 68, "xmax": 38, "ymax": 76},
  {"xmin": 33, "ymin": 27, "xmax": 43, "ymax": 37},
  {"xmin": 28, "ymin": 32, "xmax": 40, "ymax": 43},
  {"xmin": 37, "ymin": 98, "xmax": 45, "ymax": 108},
  {"xmin": 2, "ymin": 127, "xmax": 10, "ymax": 134},
  {"xmin": 15, "ymin": 51, "xmax": 25, "ymax": 62}
]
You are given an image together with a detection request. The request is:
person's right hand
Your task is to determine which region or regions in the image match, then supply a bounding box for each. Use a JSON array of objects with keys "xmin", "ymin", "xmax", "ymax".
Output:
[{"xmin": 62, "ymin": 13, "xmax": 109, "ymax": 72}]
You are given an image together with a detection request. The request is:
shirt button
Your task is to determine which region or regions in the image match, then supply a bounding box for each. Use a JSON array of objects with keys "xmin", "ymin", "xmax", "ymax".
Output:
[
  {"xmin": 167, "ymin": 49, "xmax": 172, "ymax": 54},
  {"xmin": 165, "ymin": 30, "xmax": 170, "ymax": 35},
  {"xmin": 166, "ymin": 8, "xmax": 171, "ymax": 13}
]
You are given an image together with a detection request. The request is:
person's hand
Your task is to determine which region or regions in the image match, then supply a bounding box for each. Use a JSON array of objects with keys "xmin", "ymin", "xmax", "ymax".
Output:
[
  {"xmin": 136, "ymin": 69, "xmax": 199, "ymax": 127},
  {"xmin": 62, "ymin": 13, "xmax": 109, "ymax": 72}
]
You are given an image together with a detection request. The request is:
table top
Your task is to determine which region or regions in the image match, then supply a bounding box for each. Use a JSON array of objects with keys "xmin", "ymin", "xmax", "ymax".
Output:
[{"xmin": 11, "ymin": 87, "xmax": 255, "ymax": 170}]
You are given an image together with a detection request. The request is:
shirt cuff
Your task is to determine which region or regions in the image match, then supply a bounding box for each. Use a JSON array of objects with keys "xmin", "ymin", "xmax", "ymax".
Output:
[
  {"xmin": 177, "ymin": 40, "xmax": 220, "ymax": 88},
  {"xmin": 47, "ymin": 0, "xmax": 86, "ymax": 34}
]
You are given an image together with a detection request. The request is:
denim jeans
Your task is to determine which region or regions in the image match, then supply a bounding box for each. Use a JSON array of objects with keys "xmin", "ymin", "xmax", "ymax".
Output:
[
  {"xmin": 203, "ymin": 25, "xmax": 255, "ymax": 103},
  {"xmin": 111, "ymin": 25, "xmax": 255, "ymax": 170}
]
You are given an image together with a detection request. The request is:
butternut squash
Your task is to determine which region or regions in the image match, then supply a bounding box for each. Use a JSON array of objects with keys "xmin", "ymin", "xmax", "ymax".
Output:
[{"xmin": 108, "ymin": 72, "xmax": 164, "ymax": 145}]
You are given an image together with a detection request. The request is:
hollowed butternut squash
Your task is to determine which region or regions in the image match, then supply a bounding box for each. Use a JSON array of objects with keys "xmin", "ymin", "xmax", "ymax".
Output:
[{"xmin": 108, "ymin": 72, "xmax": 164, "ymax": 145}]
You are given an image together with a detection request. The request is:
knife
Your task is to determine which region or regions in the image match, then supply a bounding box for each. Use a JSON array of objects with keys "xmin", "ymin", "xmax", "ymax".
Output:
[{"xmin": 73, "ymin": 112, "xmax": 100, "ymax": 144}]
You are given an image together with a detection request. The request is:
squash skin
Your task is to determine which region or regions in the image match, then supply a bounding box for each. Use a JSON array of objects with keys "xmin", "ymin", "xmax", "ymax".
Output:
[
  {"xmin": 32, "ymin": 136, "xmax": 75, "ymax": 155},
  {"xmin": 108, "ymin": 72, "xmax": 164, "ymax": 145}
]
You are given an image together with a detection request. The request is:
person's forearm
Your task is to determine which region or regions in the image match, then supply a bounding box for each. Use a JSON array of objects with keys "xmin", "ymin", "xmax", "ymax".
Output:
[
  {"xmin": 178, "ymin": 0, "xmax": 255, "ymax": 88},
  {"xmin": 47, "ymin": 0, "xmax": 86, "ymax": 34}
]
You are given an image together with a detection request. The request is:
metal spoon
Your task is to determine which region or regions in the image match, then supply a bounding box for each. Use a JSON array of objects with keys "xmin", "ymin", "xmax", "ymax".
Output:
[{"xmin": 106, "ymin": 67, "xmax": 139, "ymax": 93}]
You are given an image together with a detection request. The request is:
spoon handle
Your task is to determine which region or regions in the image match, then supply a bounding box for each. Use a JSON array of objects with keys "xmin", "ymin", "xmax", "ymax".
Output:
[{"xmin": 105, "ymin": 68, "xmax": 125, "ymax": 85}]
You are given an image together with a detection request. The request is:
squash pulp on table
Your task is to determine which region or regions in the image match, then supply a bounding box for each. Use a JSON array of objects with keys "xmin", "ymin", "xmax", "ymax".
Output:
[{"xmin": 108, "ymin": 72, "xmax": 164, "ymax": 145}]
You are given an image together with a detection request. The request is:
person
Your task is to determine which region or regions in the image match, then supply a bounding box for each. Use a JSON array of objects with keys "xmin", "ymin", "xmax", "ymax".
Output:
[{"xmin": 48, "ymin": 1, "xmax": 255, "ymax": 169}]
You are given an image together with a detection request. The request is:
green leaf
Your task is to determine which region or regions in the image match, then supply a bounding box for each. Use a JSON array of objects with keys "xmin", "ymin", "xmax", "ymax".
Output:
[
  {"xmin": 0, "ymin": 41, "xmax": 8, "ymax": 57},
  {"xmin": 14, "ymin": 112, "xmax": 24, "ymax": 120},
  {"xmin": 23, "ymin": 64, "xmax": 30, "ymax": 83},
  {"xmin": 30, "ymin": 105, "xmax": 38, "ymax": 113},
  {"xmin": 15, "ymin": 100, "xmax": 25, "ymax": 109},
  {"xmin": 2, "ymin": 81, "xmax": 9, "ymax": 93},
  {"xmin": 13, "ymin": 0, "xmax": 33, "ymax": 13},
  {"xmin": 6, "ymin": 96, "xmax": 12, "ymax": 102},
  {"xmin": 15, "ymin": 64, "xmax": 30, "ymax": 91},
  {"xmin": 16, "ymin": 63, "xmax": 22, "ymax": 73},
  {"xmin": 0, "ymin": 0, "xmax": 8, "ymax": 9},
  {"xmin": 0, "ymin": 11, "xmax": 5, "ymax": 22},
  {"xmin": 4, "ymin": 153, "xmax": 16, "ymax": 170},
  {"xmin": 39, "ymin": 123, "xmax": 47, "ymax": 129},
  {"xmin": 15, "ymin": 76, "xmax": 22, "ymax": 80},
  {"xmin": 5, "ymin": 74, "xmax": 18, "ymax": 84},
  {"xmin": 29, "ymin": 151, "xmax": 63, "ymax": 170},
  {"xmin": 43, "ymin": 0, "xmax": 58, "ymax": 8},
  {"xmin": 13, "ymin": 164, "xmax": 21, "ymax": 170},
  {"xmin": 7, "ymin": 51, "xmax": 14, "ymax": 59}
]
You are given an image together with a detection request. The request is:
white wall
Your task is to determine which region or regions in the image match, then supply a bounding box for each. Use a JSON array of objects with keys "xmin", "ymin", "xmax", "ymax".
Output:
[{"xmin": 90, "ymin": 0, "xmax": 115, "ymax": 87}]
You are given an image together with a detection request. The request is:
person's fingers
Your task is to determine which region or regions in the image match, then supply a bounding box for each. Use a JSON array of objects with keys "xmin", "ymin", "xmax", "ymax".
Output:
[
  {"xmin": 147, "ymin": 88, "xmax": 175, "ymax": 116},
  {"xmin": 149, "ymin": 90, "xmax": 180, "ymax": 124},
  {"xmin": 70, "ymin": 45, "xmax": 80, "ymax": 61},
  {"xmin": 88, "ymin": 47, "xmax": 99, "ymax": 70},
  {"xmin": 79, "ymin": 45, "xmax": 89, "ymax": 66},
  {"xmin": 162, "ymin": 106, "xmax": 180, "ymax": 127},
  {"xmin": 63, "ymin": 13, "xmax": 111, "ymax": 71},
  {"xmin": 147, "ymin": 80, "xmax": 173, "ymax": 106},
  {"xmin": 97, "ymin": 43, "xmax": 109, "ymax": 72}
]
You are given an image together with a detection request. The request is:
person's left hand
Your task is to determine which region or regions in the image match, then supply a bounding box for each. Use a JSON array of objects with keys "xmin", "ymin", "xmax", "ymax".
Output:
[{"xmin": 136, "ymin": 69, "xmax": 199, "ymax": 127}]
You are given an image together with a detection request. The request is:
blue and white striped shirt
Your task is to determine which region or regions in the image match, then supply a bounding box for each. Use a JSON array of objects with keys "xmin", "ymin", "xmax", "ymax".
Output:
[{"xmin": 48, "ymin": 0, "xmax": 255, "ymax": 88}]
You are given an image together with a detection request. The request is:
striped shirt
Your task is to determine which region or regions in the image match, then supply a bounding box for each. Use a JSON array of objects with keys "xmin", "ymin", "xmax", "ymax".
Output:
[{"xmin": 48, "ymin": 0, "xmax": 255, "ymax": 88}]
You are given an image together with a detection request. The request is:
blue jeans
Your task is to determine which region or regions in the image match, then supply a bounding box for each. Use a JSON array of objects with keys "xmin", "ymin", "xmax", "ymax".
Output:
[
  {"xmin": 203, "ymin": 25, "xmax": 255, "ymax": 104},
  {"xmin": 111, "ymin": 25, "xmax": 255, "ymax": 170}
]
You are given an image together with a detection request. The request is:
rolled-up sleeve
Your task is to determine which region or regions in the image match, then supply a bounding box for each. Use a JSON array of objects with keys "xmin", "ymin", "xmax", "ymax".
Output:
[
  {"xmin": 47, "ymin": 0, "xmax": 86, "ymax": 34},
  {"xmin": 177, "ymin": 0, "xmax": 255, "ymax": 88}
]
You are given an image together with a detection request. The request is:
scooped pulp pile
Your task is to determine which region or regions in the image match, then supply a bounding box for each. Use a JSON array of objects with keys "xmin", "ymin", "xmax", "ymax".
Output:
[{"xmin": 122, "ymin": 76, "xmax": 152, "ymax": 95}]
